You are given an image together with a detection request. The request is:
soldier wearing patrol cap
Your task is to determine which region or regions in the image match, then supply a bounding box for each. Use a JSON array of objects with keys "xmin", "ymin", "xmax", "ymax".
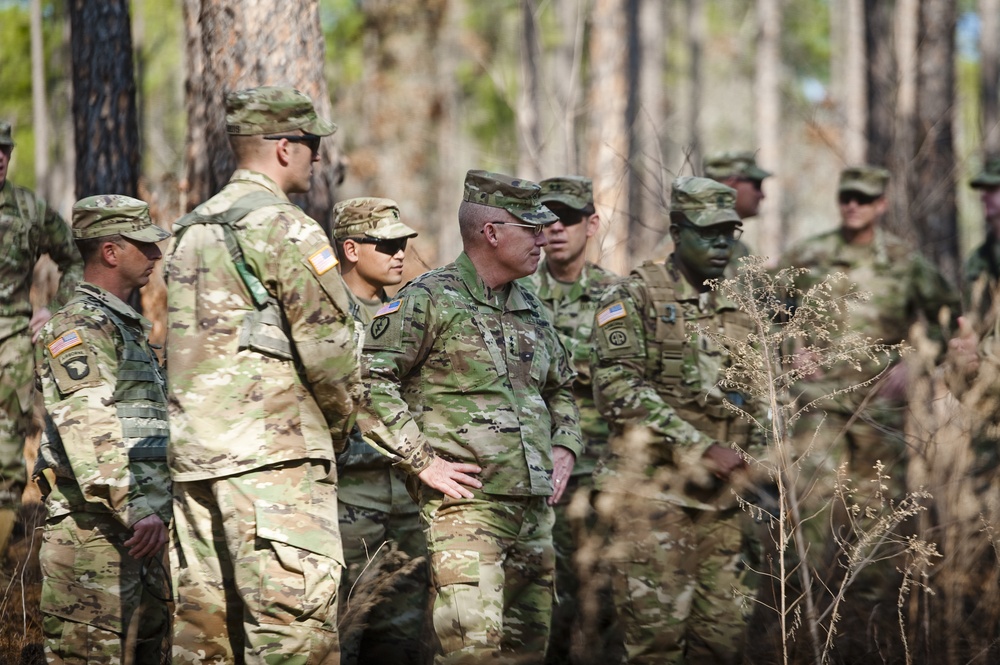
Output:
[
  {"xmin": 165, "ymin": 85, "xmax": 363, "ymax": 663},
  {"xmin": 518, "ymin": 175, "xmax": 618, "ymax": 665},
  {"xmin": 590, "ymin": 176, "xmax": 760, "ymax": 663},
  {"xmin": 332, "ymin": 197, "xmax": 427, "ymax": 665},
  {"xmin": 703, "ymin": 150, "xmax": 772, "ymax": 279},
  {"xmin": 965, "ymin": 157, "xmax": 1000, "ymax": 317},
  {"xmin": 35, "ymin": 194, "xmax": 172, "ymax": 663},
  {"xmin": 0, "ymin": 120, "xmax": 83, "ymax": 559},
  {"xmin": 360, "ymin": 170, "xmax": 583, "ymax": 664}
]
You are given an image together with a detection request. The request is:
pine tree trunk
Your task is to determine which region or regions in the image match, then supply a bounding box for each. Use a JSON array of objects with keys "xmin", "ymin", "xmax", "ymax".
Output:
[
  {"xmin": 980, "ymin": 0, "xmax": 1000, "ymax": 155},
  {"xmin": 30, "ymin": 0, "xmax": 48, "ymax": 198},
  {"xmin": 843, "ymin": 0, "xmax": 867, "ymax": 164},
  {"xmin": 517, "ymin": 0, "xmax": 542, "ymax": 180},
  {"xmin": 864, "ymin": 0, "xmax": 896, "ymax": 168},
  {"xmin": 68, "ymin": 0, "xmax": 140, "ymax": 198},
  {"xmin": 182, "ymin": 0, "xmax": 341, "ymax": 235},
  {"xmin": 755, "ymin": 0, "xmax": 782, "ymax": 264}
]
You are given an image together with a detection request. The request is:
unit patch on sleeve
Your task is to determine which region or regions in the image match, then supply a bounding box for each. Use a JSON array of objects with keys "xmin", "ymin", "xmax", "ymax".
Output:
[
  {"xmin": 365, "ymin": 299, "xmax": 405, "ymax": 350},
  {"xmin": 47, "ymin": 330, "xmax": 83, "ymax": 358},
  {"xmin": 48, "ymin": 331, "xmax": 101, "ymax": 394}
]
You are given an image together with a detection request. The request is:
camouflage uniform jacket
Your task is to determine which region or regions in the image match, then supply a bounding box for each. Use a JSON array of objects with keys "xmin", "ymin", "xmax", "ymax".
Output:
[
  {"xmin": 338, "ymin": 289, "xmax": 417, "ymax": 514},
  {"xmin": 0, "ymin": 180, "xmax": 83, "ymax": 340},
  {"xmin": 591, "ymin": 257, "xmax": 757, "ymax": 510},
  {"xmin": 520, "ymin": 259, "xmax": 618, "ymax": 477},
  {"xmin": 783, "ymin": 226, "xmax": 959, "ymax": 411},
  {"xmin": 361, "ymin": 251, "xmax": 583, "ymax": 496},
  {"xmin": 165, "ymin": 169, "xmax": 362, "ymax": 481},
  {"xmin": 963, "ymin": 235, "xmax": 1000, "ymax": 319},
  {"xmin": 35, "ymin": 283, "xmax": 171, "ymax": 525}
]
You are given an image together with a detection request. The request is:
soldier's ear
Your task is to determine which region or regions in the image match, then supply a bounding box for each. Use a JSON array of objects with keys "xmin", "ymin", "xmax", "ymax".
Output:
[{"xmin": 101, "ymin": 240, "xmax": 122, "ymax": 267}]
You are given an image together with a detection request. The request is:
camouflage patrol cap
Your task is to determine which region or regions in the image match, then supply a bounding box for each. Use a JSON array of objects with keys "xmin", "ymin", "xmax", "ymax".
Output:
[
  {"xmin": 703, "ymin": 150, "xmax": 772, "ymax": 181},
  {"xmin": 971, "ymin": 157, "xmax": 1000, "ymax": 189},
  {"xmin": 72, "ymin": 195, "xmax": 171, "ymax": 242},
  {"xmin": 333, "ymin": 197, "xmax": 418, "ymax": 241},
  {"xmin": 838, "ymin": 165, "xmax": 890, "ymax": 197},
  {"xmin": 225, "ymin": 85, "xmax": 337, "ymax": 137},
  {"xmin": 0, "ymin": 121, "xmax": 14, "ymax": 147},
  {"xmin": 670, "ymin": 176, "xmax": 741, "ymax": 227},
  {"xmin": 539, "ymin": 176, "xmax": 593, "ymax": 210},
  {"xmin": 463, "ymin": 170, "xmax": 559, "ymax": 224}
]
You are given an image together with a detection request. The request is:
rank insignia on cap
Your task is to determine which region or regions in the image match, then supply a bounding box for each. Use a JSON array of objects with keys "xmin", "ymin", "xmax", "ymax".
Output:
[
  {"xmin": 48, "ymin": 330, "xmax": 83, "ymax": 358},
  {"xmin": 597, "ymin": 302, "xmax": 627, "ymax": 327},
  {"xmin": 375, "ymin": 299, "xmax": 402, "ymax": 317},
  {"xmin": 308, "ymin": 245, "xmax": 339, "ymax": 275}
]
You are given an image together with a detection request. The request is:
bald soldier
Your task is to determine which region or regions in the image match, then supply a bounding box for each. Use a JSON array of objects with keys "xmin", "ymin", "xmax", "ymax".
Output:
[
  {"xmin": 332, "ymin": 197, "xmax": 427, "ymax": 665},
  {"xmin": 361, "ymin": 170, "xmax": 583, "ymax": 664},
  {"xmin": 35, "ymin": 195, "xmax": 172, "ymax": 663},
  {"xmin": 165, "ymin": 86, "xmax": 362, "ymax": 663},
  {"xmin": 703, "ymin": 150, "xmax": 771, "ymax": 278}
]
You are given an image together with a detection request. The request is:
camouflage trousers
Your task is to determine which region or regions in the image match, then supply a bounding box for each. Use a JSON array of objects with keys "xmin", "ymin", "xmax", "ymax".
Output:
[
  {"xmin": 597, "ymin": 494, "xmax": 750, "ymax": 665},
  {"xmin": 171, "ymin": 460, "xmax": 344, "ymax": 665},
  {"xmin": 422, "ymin": 492, "xmax": 556, "ymax": 664},
  {"xmin": 338, "ymin": 502, "xmax": 428, "ymax": 665},
  {"xmin": 39, "ymin": 510, "xmax": 171, "ymax": 664},
  {"xmin": 0, "ymin": 332, "xmax": 33, "ymax": 509}
]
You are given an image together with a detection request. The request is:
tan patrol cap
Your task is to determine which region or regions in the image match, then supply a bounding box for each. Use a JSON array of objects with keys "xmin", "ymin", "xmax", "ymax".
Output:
[
  {"xmin": 838, "ymin": 165, "xmax": 890, "ymax": 197},
  {"xmin": 333, "ymin": 197, "xmax": 418, "ymax": 241},
  {"xmin": 539, "ymin": 176, "xmax": 593, "ymax": 211},
  {"xmin": 463, "ymin": 170, "xmax": 559, "ymax": 225},
  {"xmin": 72, "ymin": 195, "xmax": 171, "ymax": 242},
  {"xmin": 703, "ymin": 150, "xmax": 772, "ymax": 181},
  {"xmin": 225, "ymin": 85, "xmax": 337, "ymax": 137},
  {"xmin": 971, "ymin": 157, "xmax": 1000, "ymax": 189},
  {"xmin": 670, "ymin": 176, "xmax": 741, "ymax": 227}
]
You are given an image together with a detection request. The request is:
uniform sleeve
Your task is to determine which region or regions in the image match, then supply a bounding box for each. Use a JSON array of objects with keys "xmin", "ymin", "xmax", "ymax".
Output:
[
  {"xmin": 908, "ymin": 253, "xmax": 961, "ymax": 339},
  {"xmin": 543, "ymin": 331, "xmax": 584, "ymax": 458},
  {"xmin": 37, "ymin": 200, "xmax": 83, "ymax": 311},
  {"xmin": 359, "ymin": 289, "xmax": 439, "ymax": 475},
  {"xmin": 37, "ymin": 317, "xmax": 155, "ymax": 528},
  {"xmin": 591, "ymin": 283, "xmax": 714, "ymax": 459},
  {"xmin": 266, "ymin": 218, "xmax": 363, "ymax": 444}
]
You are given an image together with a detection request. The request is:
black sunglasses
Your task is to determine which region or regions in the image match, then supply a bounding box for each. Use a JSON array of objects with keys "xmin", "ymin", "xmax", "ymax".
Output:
[
  {"xmin": 263, "ymin": 134, "xmax": 321, "ymax": 156},
  {"xmin": 349, "ymin": 237, "xmax": 408, "ymax": 255},
  {"xmin": 551, "ymin": 209, "xmax": 588, "ymax": 227},
  {"xmin": 838, "ymin": 191, "xmax": 880, "ymax": 206},
  {"xmin": 676, "ymin": 223, "xmax": 743, "ymax": 243}
]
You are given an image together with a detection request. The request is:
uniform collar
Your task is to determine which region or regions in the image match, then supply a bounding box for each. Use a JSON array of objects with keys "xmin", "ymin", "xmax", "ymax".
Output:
[
  {"xmin": 78, "ymin": 282, "xmax": 149, "ymax": 327},
  {"xmin": 228, "ymin": 169, "xmax": 291, "ymax": 201},
  {"xmin": 456, "ymin": 252, "xmax": 531, "ymax": 312}
]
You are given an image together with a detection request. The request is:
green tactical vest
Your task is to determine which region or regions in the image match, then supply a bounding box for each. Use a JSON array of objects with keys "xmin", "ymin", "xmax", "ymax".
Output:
[
  {"xmin": 172, "ymin": 191, "xmax": 298, "ymax": 361},
  {"xmin": 632, "ymin": 261, "xmax": 754, "ymax": 445}
]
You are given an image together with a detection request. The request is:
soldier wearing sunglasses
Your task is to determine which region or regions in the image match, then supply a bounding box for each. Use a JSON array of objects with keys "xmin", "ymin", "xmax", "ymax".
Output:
[
  {"xmin": 703, "ymin": 150, "xmax": 772, "ymax": 279},
  {"xmin": 331, "ymin": 197, "xmax": 426, "ymax": 665}
]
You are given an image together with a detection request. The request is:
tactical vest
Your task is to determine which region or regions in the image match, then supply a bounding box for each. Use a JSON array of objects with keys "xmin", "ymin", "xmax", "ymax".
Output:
[
  {"xmin": 632, "ymin": 261, "xmax": 754, "ymax": 445},
  {"xmin": 172, "ymin": 191, "xmax": 297, "ymax": 361},
  {"xmin": 36, "ymin": 293, "xmax": 169, "ymax": 484}
]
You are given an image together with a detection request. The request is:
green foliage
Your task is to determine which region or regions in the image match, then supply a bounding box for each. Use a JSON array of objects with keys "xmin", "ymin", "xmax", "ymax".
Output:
[
  {"xmin": 782, "ymin": 0, "xmax": 831, "ymax": 84},
  {"xmin": 321, "ymin": 0, "xmax": 366, "ymax": 90}
]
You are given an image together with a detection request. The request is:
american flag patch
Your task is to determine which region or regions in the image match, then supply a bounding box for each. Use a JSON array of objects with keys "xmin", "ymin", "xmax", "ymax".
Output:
[
  {"xmin": 597, "ymin": 302, "xmax": 627, "ymax": 327},
  {"xmin": 48, "ymin": 330, "xmax": 83, "ymax": 357},
  {"xmin": 375, "ymin": 299, "xmax": 402, "ymax": 317},
  {"xmin": 308, "ymin": 245, "xmax": 339, "ymax": 275}
]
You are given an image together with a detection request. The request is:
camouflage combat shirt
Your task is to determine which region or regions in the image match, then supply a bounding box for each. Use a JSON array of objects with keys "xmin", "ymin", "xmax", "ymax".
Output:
[
  {"xmin": 521, "ymin": 259, "xmax": 618, "ymax": 477},
  {"xmin": 963, "ymin": 235, "xmax": 1000, "ymax": 318},
  {"xmin": 0, "ymin": 181, "xmax": 82, "ymax": 340},
  {"xmin": 165, "ymin": 169, "xmax": 362, "ymax": 481},
  {"xmin": 36, "ymin": 283, "xmax": 171, "ymax": 525},
  {"xmin": 362, "ymin": 252, "xmax": 583, "ymax": 496}
]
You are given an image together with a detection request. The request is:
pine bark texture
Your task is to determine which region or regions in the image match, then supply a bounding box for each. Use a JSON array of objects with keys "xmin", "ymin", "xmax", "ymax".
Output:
[
  {"xmin": 182, "ymin": 0, "xmax": 341, "ymax": 234},
  {"xmin": 755, "ymin": 0, "xmax": 782, "ymax": 264},
  {"xmin": 69, "ymin": 0, "xmax": 140, "ymax": 198},
  {"xmin": 864, "ymin": 0, "xmax": 896, "ymax": 168},
  {"xmin": 980, "ymin": 0, "xmax": 1000, "ymax": 155}
]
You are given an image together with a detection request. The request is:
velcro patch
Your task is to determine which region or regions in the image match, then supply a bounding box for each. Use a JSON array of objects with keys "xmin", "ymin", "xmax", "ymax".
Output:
[
  {"xmin": 308, "ymin": 245, "xmax": 339, "ymax": 275},
  {"xmin": 375, "ymin": 299, "xmax": 402, "ymax": 317},
  {"xmin": 597, "ymin": 301, "xmax": 627, "ymax": 327},
  {"xmin": 48, "ymin": 330, "xmax": 83, "ymax": 358},
  {"xmin": 49, "ymin": 346, "xmax": 101, "ymax": 395}
]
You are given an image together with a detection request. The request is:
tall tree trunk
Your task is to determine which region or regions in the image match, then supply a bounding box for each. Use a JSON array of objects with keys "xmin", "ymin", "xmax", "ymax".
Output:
[
  {"xmin": 551, "ymin": 0, "xmax": 586, "ymax": 173},
  {"xmin": 684, "ymin": 0, "xmax": 705, "ymax": 169},
  {"xmin": 587, "ymin": 0, "xmax": 630, "ymax": 273},
  {"xmin": 30, "ymin": 0, "xmax": 48, "ymax": 198},
  {"xmin": 981, "ymin": 0, "xmax": 1000, "ymax": 155},
  {"xmin": 891, "ymin": 0, "xmax": 918, "ymax": 246},
  {"xmin": 182, "ymin": 0, "xmax": 341, "ymax": 235},
  {"xmin": 864, "ymin": 0, "xmax": 896, "ymax": 168},
  {"xmin": 517, "ymin": 0, "xmax": 542, "ymax": 180},
  {"xmin": 68, "ymin": 0, "xmax": 140, "ymax": 198},
  {"xmin": 911, "ymin": 0, "xmax": 959, "ymax": 283},
  {"xmin": 843, "ymin": 0, "xmax": 867, "ymax": 164},
  {"xmin": 755, "ymin": 0, "xmax": 782, "ymax": 264}
]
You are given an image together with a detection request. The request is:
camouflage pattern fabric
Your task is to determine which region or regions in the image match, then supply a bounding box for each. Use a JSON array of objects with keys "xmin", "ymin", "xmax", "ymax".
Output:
[
  {"xmin": 35, "ymin": 282, "xmax": 171, "ymax": 662},
  {"xmin": 838, "ymin": 164, "xmax": 890, "ymax": 196},
  {"xmin": 171, "ymin": 460, "xmax": 343, "ymax": 665},
  {"xmin": 165, "ymin": 169, "xmax": 362, "ymax": 662},
  {"xmin": 0, "ymin": 181, "xmax": 82, "ymax": 508},
  {"xmin": 462, "ymin": 170, "xmax": 559, "ymax": 225},
  {"xmin": 702, "ymin": 150, "xmax": 772, "ymax": 182},
  {"xmin": 589, "ymin": 257, "xmax": 759, "ymax": 661},
  {"xmin": 964, "ymin": 238, "xmax": 1000, "ymax": 319},
  {"xmin": 421, "ymin": 494, "xmax": 556, "ymax": 663},
  {"xmin": 225, "ymin": 85, "xmax": 337, "ymax": 137}
]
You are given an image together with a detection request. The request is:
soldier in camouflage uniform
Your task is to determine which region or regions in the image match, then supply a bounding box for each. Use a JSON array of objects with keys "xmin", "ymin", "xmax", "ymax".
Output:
[
  {"xmin": 361, "ymin": 170, "xmax": 583, "ymax": 664},
  {"xmin": 965, "ymin": 157, "xmax": 1000, "ymax": 318},
  {"xmin": 165, "ymin": 86, "xmax": 363, "ymax": 664},
  {"xmin": 0, "ymin": 120, "xmax": 83, "ymax": 557},
  {"xmin": 703, "ymin": 150, "xmax": 771, "ymax": 279},
  {"xmin": 331, "ymin": 197, "xmax": 427, "ymax": 665},
  {"xmin": 35, "ymin": 195, "xmax": 172, "ymax": 664},
  {"xmin": 591, "ymin": 176, "xmax": 757, "ymax": 664},
  {"xmin": 519, "ymin": 175, "xmax": 617, "ymax": 664}
]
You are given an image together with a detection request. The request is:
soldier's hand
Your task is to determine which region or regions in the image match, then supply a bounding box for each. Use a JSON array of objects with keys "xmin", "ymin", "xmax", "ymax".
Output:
[
  {"xmin": 947, "ymin": 315, "xmax": 980, "ymax": 375},
  {"xmin": 418, "ymin": 457, "xmax": 482, "ymax": 499},
  {"xmin": 125, "ymin": 515, "xmax": 168, "ymax": 559},
  {"xmin": 30, "ymin": 307, "xmax": 53, "ymax": 342},
  {"xmin": 701, "ymin": 443, "xmax": 746, "ymax": 482},
  {"xmin": 548, "ymin": 446, "xmax": 576, "ymax": 506}
]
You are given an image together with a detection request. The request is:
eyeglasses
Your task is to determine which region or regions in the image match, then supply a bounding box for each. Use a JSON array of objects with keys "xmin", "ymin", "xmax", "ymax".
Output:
[
  {"xmin": 263, "ymin": 134, "xmax": 322, "ymax": 156},
  {"xmin": 349, "ymin": 237, "xmax": 408, "ymax": 255},
  {"xmin": 677, "ymin": 223, "xmax": 743, "ymax": 243},
  {"xmin": 484, "ymin": 221, "xmax": 545, "ymax": 236},
  {"xmin": 551, "ymin": 209, "xmax": 588, "ymax": 227},
  {"xmin": 838, "ymin": 191, "xmax": 881, "ymax": 206}
]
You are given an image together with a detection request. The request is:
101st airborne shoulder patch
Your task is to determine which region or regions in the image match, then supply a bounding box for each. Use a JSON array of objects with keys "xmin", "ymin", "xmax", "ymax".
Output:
[
  {"xmin": 365, "ymin": 298, "xmax": 404, "ymax": 350},
  {"xmin": 48, "ymin": 329, "xmax": 101, "ymax": 394}
]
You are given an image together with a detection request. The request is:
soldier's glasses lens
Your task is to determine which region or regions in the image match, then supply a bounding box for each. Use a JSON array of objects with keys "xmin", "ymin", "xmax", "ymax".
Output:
[
  {"xmin": 838, "ymin": 191, "xmax": 879, "ymax": 206},
  {"xmin": 351, "ymin": 237, "xmax": 409, "ymax": 255},
  {"xmin": 681, "ymin": 224, "xmax": 742, "ymax": 242},
  {"xmin": 490, "ymin": 221, "xmax": 544, "ymax": 236}
]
